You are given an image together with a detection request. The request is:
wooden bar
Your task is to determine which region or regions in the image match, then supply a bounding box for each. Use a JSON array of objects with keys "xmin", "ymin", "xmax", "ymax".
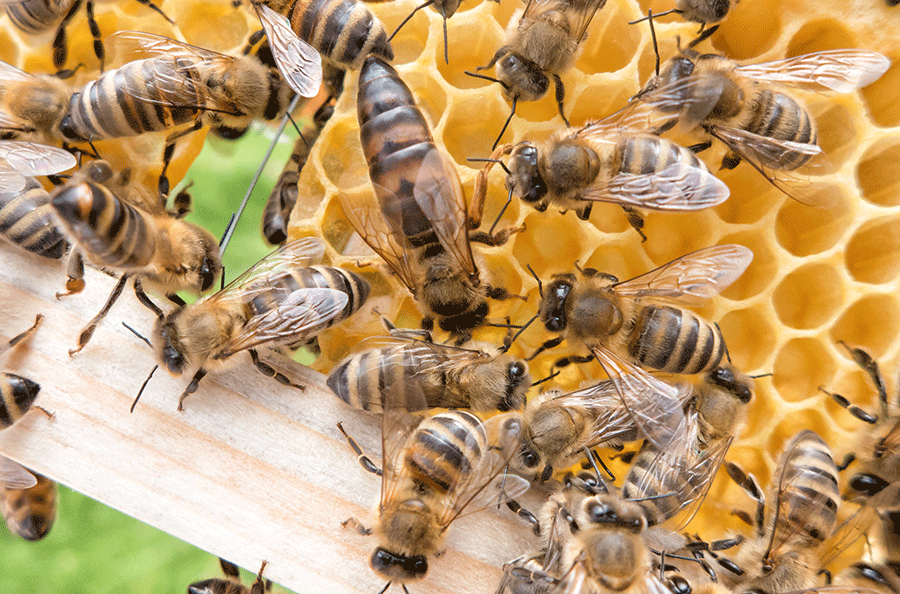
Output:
[{"xmin": 0, "ymin": 240, "xmax": 544, "ymax": 594}]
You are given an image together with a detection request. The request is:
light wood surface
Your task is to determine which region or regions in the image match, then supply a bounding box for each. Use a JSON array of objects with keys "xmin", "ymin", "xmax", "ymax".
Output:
[{"xmin": 0, "ymin": 240, "xmax": 543, "ymax": 594}]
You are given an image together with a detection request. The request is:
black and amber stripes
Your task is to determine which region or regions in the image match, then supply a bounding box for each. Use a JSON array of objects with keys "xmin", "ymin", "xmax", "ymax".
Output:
[
  {"xmin": 51, "ymin": 180, "xmax": 157, "ymax": 270},
  {"xmin": 627, "ymin": 305, "xmax": 726, "ymax": 375},
  {"xmin": 741, "ymin": 89, "xmax": 817, "ymax": 169},
  {"xmin": 0, "ymin": 372, "xmax": 40, "ymax": 428},
  {"xmin": 0, "ymin": 177, "xmax": 68, "ymax": 259},
  {"xmin": 1, "ymin": 473, "xmax": 57, "ymax": 541},
  {"xmin": 3, "ymin": 0, "xmax": 71, "ymax": 34},
  {"xmin": 404, "ymin": 411, "xmax": 483, "ymax": 495}
]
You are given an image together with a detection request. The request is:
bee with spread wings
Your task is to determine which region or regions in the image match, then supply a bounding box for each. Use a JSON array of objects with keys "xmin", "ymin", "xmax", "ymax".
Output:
[
  {"xmin": 0, "ymin": 140, "xmax": 76, "ymax": 193},
  {"xmin": 635, "ymin": 46, "xmax": 891, "ymax": 201},
  {"xmin": 148, "ymin": 237, "xmax": 370, "ymax": 410},
  {"xmin": 340, "ymin": 387, "xmax": 529, "ymax": 590}
]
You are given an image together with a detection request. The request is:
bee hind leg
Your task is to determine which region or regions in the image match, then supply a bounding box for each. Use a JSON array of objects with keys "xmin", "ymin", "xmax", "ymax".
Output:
[
  {"xmin": 69, "ymin": 274, "xmax": 130, "ymax": 356},
  {"xmin": 177, "ymin": 368, "xmax": 208, "ymax": 411},
  {"xmin": 57, "ymin": 250, "xmax": 86, "ymax": 299},
  {"xmin": 506, "ymin": 499, "xmax": 540, "ymax": 535},
  {"xmin": 247, "ymin": 349, "xmax": 305, "ymax": 391},
  {"xmin": 336, "ymin": 422, "xmax": 383, "ymax": 476},
  {"xmin": 553, "ymin": 75, "xmax": 569, "ymax": 127},
  {"xmin": 526, "ymin": 337, "xmax": 563, "ymax": 361},
  {"xmin": 553, "ymin": 355, "xmax": 594, "ymax": 367}
]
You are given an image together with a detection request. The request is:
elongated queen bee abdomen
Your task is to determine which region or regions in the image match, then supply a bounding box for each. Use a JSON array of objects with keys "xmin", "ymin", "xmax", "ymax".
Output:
[{"xmin": 0, "ymin": 177, "xmax": 68, "ymax": 259}]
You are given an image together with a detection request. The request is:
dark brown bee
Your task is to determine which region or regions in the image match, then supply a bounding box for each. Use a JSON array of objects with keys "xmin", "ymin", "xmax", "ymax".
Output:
[
  {"xmin": 150, "ymin": 237, "xmax": 370, "ymax": 410},
  {"xmin": 261, "ymin": 0, "xmax": 393, "ymax": 70},
  {"xmin": 0, "ymin": 175, "xmax": 69, "ymax": 259},
  {"xmin": 342, "ymin": 56, "xmax": 521, "ymax": 341}
]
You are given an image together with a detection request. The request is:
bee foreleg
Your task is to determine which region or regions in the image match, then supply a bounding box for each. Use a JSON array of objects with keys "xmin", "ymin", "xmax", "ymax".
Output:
[
  {"xmin": 506, "ymin": 499, "xmax": 540, "ymax": 535},
  {"xmin": 820, "ymin": 387, "xmax": 878, "ymax": 424},
  {"xmin": 68, "ymin": 274, "xmax": 129, "ymax": 356},
  {"xmin": 620, "ymin": 206, "xmax": 647, "ymax": 242},
  {"xmin": 84, "ymin": 0, "xmax": 105, "ymax": 73},
  {"xmin": 336, "ymin": 422, "xmax": 383, "ymax": 476},
  {"xmin": 130, "ymin": 0, "xmax": 175, "ymax": 25},
  {"xmin": 687, "ymin": 140, "xmax": 713, "ymax": 153},
  {"xmin": 552, "ymin": 75, "xmax": 569, "ymax": 127},
  {"xmin": 51, "ymin": 0, "xmax": 83, "ymax": 70},
  {"xmin": 554, "ymin": 355, "xmax": 594, "ymax": 368},
  {"xmin": 0, "ymin": 314, "xmax": 43, "ymax": 357},
  {"xmin": 724, "ymin": 461, "xmax": 765, "ymax": 536},
  {"xmin": 526, "ymin": 337, "xmax": 563, "ymax": 361},
  {"xmin": 835, "ymin": 452, "xmax": 856, "ymax": 472},
  {"xmin": 177, "ymin": 368, "xmax": 208, "ymax": 411},
  {"xmin": 56, "ymin": 250, "xmax": 85, "ymax": 299},
  {"xmin": 160, "ymin": 121, "xmax": 205, "ymax": 196},
  {"xmin": 341, "ymin": 517, "xmax": 373, "ymax": 536},
  {"xmin": 219, "ymin": 558, "xmax": 241, "ymax": 579},
  {"xmin": 719, "ymin": 151, "xmax": 742, "ymax": 170},
  {"xmin": 469, "ymin": 224, "xmax": 526, "ymax": 248},
  {"xmin": 247, "ymin": 349, "xmax": 305, "ymax": 391},
  {"xmin": 486, "ymin": 285, "xmax": 526, "ymax": 302},
  {"xmin": 132, "ymin": 280, "xmax": 163, "ymax": 319},
  {"xmin": 837, "ymin": 341, "xmax": 890, "ymax": 409},
  {"xmin": 250, "ymin": 560, "xmax": 271, "ymax": 594},
  {"xmin": 242, "ymin": 29, "xmax": 266, "ymax": 55}
]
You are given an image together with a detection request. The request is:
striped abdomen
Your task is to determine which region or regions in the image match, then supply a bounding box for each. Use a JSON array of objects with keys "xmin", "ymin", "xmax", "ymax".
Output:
[
  {"xmin": 628, "ymin": 305, "xmax": 725, "ymax": 375},
  {"xmin": 4, "ymin": 0, "xmax": 71, "ymax": 33},
  {"xmin": 621, "ymin": 443, "xmax": 685, "ymax": 525},
  {"xmin": 743, "ymin": 89, "xmax": 817, "ymax": 170},
  {"xmin": 284, "ymin": 0, "xmax": 392, "ymax": 70},
  {"xmin": 51, "ymin": 180, "xmax": 157, "ymax": 270},
  {"xmin": 357, "ymin": 56, "xmax": 447, "ymax": 246},
  {"xmin": 1, "ymin": 473, "xmax": 57, "ymax": 541},
  {"xmin": 0, "ymin": 177, "xmax": 68, "ymax": 258},
  {"xmin": 404, "ymin": 411, "xmax": 484, "ymax": 495},
  {"xmin": 772, "ymin": 430, "xmax": 839, "ymax": 547},
  {"xmin": 0, "ymin": 372, "xmax": 40, "ymax": 428},
  {"xmin": 59, "ymin": 58, "xmax": 203, "ymax": 141}
]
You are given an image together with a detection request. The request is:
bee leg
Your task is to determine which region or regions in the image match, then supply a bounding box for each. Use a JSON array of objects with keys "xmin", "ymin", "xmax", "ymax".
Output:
[
  {"xmin": 820, "ymin": 387, "xmax": 878, "ymax": 424},
  {"xmin": 554, "ymin": 355, "xmax": 594, "ymax": 368},
  {"xmin": 837, "ymin": 341, "xmax": 889, "ymax": 411},
  {"xmin": 485, "ymin": 286, "xmax": 526, "ymax": 302},
  {"xmin": 169, "ymin": 181, "xmax": 194, "ymax": 219},
  {"xmin": 552, "ymin": 75, "xmax": 569, "ymax": 127},
  {"xmin": 68, "ymin": 274, "xmax": 130, "ymax": 356},
  {"xmin": 724, "ymin": 461, "xmax": 765, "ymax": 536},
  {"xmin": 132, "ymin": 279, "xmax": 164, "ymax": 319},
  {"xmin": 421, "ymin": 316, "xmax": 435, "ymax": 332},
  {"xmin": 51, "ymin": 0, "xmax": 84, "ymax": 70},
  {"xmin": 506, "ymin": 499, "xmax": 540, "ymax": 535},
  {"xmin": 336, "ymin": 422, "xmax": 383, "ymax": 476},
  {"xmin": 219, "ymin": 558, "xmax": 241, "ymax": 580},
  {"xmin": 575, "ymin": 203, "xmax": 592, "ymax": 221},
  {"xmin": 730, "ymin": 509, "xmax": 754, "ymax": 526},
  {"xmin": 526, "ymin": 337, "xmax": 563, "ymax": 361},
  {"xmin": 249, "ymin": 560, "xmax": 269, "ymax": 594},
  {"xmin": 341, "ymin": 517, "xmax": 373, "ymax": 536},
  {"xmin": 835, "ymin": 452, "xmax": 856, "ymax": 472},
  {"xmin": 130, "ymin": 0, "xmax": 175, "ymax": 24},
  {"xmin": 56, "ymin": 250, "xmax": 85, "ymax": 299},
  {"xmin": 0, "ymin": 314, "xmax": 43, "ymax": 357},
  {"xmin": 242, "ymin": 29, "xmax": 266, "ymax": 55},
  {"xmin": 84, "ymin": 0, "xmax": 105, "ymax": 73},
  {"xmin": 247, "ymin": 349, "xmax": 305, "ymax": 391},
  {"xmin": 687, "ymin": 140, "xmax": 712, "ymax": 153},
  {"xmin": 177, "ymin": 368, "xmax": 208, "ymax": 411},
  {"xmin": 620, "ymin": 206, "xmax": 647, "ymax": 242},
  {"xmin": 160, "ymin": 121, "xmax": 205, "ymax": 197},
  {"xmin": 469, "ymin": 223, "xmax": 526, "ymax": 247},
  {"xmin": 719, "ymin": 151, "xmax": 742, "ymax": 170}
]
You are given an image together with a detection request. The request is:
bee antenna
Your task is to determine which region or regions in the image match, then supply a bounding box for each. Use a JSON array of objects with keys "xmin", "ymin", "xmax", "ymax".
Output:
[
  {"xmin": 531, "ymin": 368, "xmax": 560, "ymax": 387},
  {"xmin": 387, "ymin": 0, "xmax": 434, "ymax": 43},
  {"xmin": 86, "ymin": 139, "xmax": 101, "ymax": 160},
  {"xmin": 583, "ymin": 447, "xmax": 616, "ymax": 482},
  {"xmin": 647, "ymin": 9, "xmax": 660, "ymax": 76},
  {"xmin": 219, "ymin": 93, "xmax": 302, "ymax": 257},
  {"xmin": 493, "ymin": 97, "xmax": 517, "ymax": 150},
  {"xmin": 121, "ymin": 322, "xmax": 152, "ymax": 348},
  {"xmin": 440, "ymin": 4, "xmax": 449, "ymax": 65},
  {"xmin": 500, "ymin": 314, "xmax": 538, "ymax": 353},
  {"xmin": 489, "ymin": 186, "xmax": 514, "ymax": 236},
  {"xmin": 377, "ymin": 582, "xmax": 392, "ymax": 594},
  {"xmin": 131, "ymin": 365, "xmax": 158, "ymax": 413},
  {"xmin": 714, "ymin": 322, "xmax": 733, "ymax": 364},
  {"xmin": 749, "ymin": 372, "xmax": 773, "ymax": 379},
  {"xmin": 688, "ymin": 24, "xmax": 720, "ymax": 48},
  {"xmin": 628, "ymin": 7, "xmax": 681, "ymax": 24},
  {"xmin": 525, "ymin": 264, "xmax": 543, "ymax": 297},
  {"xmin": 464, "ymin": 70, "xmax": 510, "ymax": 91},
  {"xmin": 466, "ymin": 157, "xmax": 511, "ymax": 175}
]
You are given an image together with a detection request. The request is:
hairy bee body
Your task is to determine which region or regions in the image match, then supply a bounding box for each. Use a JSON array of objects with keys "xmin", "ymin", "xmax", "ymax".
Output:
[
  {"xmin": 50, "ymin": 179, "xmax": 221, "ymax": 294},
  {"xmin": 265, "ymin": 0, "xmax": 393, "ymax": 70},
  {"xmin": 0, "ymin": 177, "xmax": 68, "ymax": 259},
  {"xmin": 59, "ymin": 58, "xmax": 204, "ymax": 141},
  {"xmin": 188, "ymin": 559, "xmax": 268, "ymax": 594},
  {"xmin": 0, "ymin": 372, "xmax": 40, "ymax": 427},
  {"xmin": 0, "ymin": 63, "xmax": 70, "ymax": 144},
  {"xmin": 328, "ymin": 337, "xmax": 530, "ymax": 413},
  {"xmin": 1, "ymin": 473, "xmax": 57, "ymax": 541}
]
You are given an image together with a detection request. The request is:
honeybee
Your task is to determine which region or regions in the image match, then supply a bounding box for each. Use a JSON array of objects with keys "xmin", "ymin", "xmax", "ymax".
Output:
[
  {"xmin": 0, "ymin": 139, "xmax": 76, "ymax": 193},
  {"xmin": 621, "ymin": 365, "xmax": 753, "ymax": 529},
  {"xmin": 260, "ymin": 0, "xmax": 393, "ymax": 70},
  {"xmin": 150, "ymin": 237, "xmax": 370, "ymax": 410},
  {"xmin": 529, "ymin": 244, "xmax": 752, "ymax": 407},
  {"xmin": 338, "ymin": 397, "xmax": 528, "ymax": 590},
  {"xmin": 1, "ymin": 473, "xmax": 57, "ymax": 542},
  {"xmin": 471, "ymin": 0, "xmax": 609, "ymax": 146},
  {"xmin": 629, "ymin": 0, "xmax": 735, "ymax": 31},
  {"xmin": 388, "ymin": 0, "xmax": 478, "ymax": 65},
  {"xmin": 634, "ymin": 46, "xmax": 890, "ymax": 197},
  {"xmin": 835, "ymin": 563, "xmax": 900, "ymax": 594},
  {"xmin": 262, "ymin": 101, "xmax": 333, "ymax": 245},
  {"xmin": 0, "ymin": 61, "xmax": 71, "ymax": 144},
  {"xmin": 188, "ymin": 558, "xmax": 269, "ymax": 594},
  {"xmin": 327, "ymin": 321, "xmax": 532, "ymax": 413},
  {"xmin": 0, "ymin": 0, "xmax": 173, "ymax": 71},
  {"xmin": 0, "ymin": 175, "xmax": 69, "ymax": 259},
  {"xmin": 470, "ymin": 102, "xmax": 730, "ymax": 235},
  {"xmin": 342, "ymin": 56, "xmax": 522, "ymax": 341}
]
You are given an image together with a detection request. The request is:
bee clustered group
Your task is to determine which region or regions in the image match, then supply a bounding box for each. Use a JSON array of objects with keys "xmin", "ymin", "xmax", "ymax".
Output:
[{"xmin": 0, "ymin": 0, "xmax": 899, "ymax": 593}]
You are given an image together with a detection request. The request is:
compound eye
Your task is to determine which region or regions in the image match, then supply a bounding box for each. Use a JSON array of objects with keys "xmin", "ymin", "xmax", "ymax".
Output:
[
  {"xmin": 508, "ymin": 362, "xmax": 526, "ymax": 379},
  {"xmin": 849, "ymin": 473, "xmax": 889, "ymax": 497},
  {"xmin": 500, "ymin": 54, "xmax": 519, "ymax": 71},
  {"xmin": 520, "ymin": 446, "xmax": 540, "ymax": 469}
]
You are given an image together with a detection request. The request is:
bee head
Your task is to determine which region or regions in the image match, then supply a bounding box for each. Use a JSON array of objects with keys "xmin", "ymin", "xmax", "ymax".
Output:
[
  {"xmin": 508, "ymin": 142, "xmax": 548, "ymax": 207},
  {"xmin": 187, "ymin": 224, "xmax": 222, "ymax": 293},
  {"xmin": 539, "ymin": 276, "xmax": 574, "ymax": 333},
  {"xmin": 370, "ymin": 548, "xmax": 428, "ymax": 583},
  {"xmin": 496, "ymin": 53, "xmax": 549, "ymax": 102},
  {"xmin": 708, "ymin": 366, "xmax": 753, "ymax": 403},
  {"xmin": 155, "ymin": 314, "xmax": 186, "ymax": 376},
  {"xmin": 640, "ymin": 55, "xmax": 695, "ymax": 99},
  {"xmin": 498, "ymin": 360, "xmax": 530, "ymax": 411},
  {"xmin": 846, "ymin": 472, "xmax": 890, "ymax": 499}
]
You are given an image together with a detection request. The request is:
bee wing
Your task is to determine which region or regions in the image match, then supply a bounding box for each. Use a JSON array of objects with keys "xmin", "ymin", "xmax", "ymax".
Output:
[
  {"xmin": 820, "ymin": 481, "xmax": 900, "ymax": 566},
  {"xmin": 567, "ymin": 0, "xmax": 609, "ymax": 44},
  {"xmin": 0, "ymin": 140, "xmax": 77, "ymax": 177},
  {"xmin": 611, "ymin": 244, "xmax": 753, "ymax": 308},
  {"xmin": 552, "ymin": 553, "xmax": 589, "ymax": 594},
  {"xmin": 255, "ymin": 3, "xmax": 323, "ymax": 98},
  {"xmin": 379, "ymin": 394, "xmax": 430, "ymax": 511},
  {"xmin": 590, "ymin": 347, "xmax": 693, "ymax": 453},
  {"xmin": 214, "ymin": 237, "xmax": 326, "ymax": 295},
  {"xmin": 0, "ymin": 59, "xmax": 33, "ymax": 82},
  {"xmin": 580, "ymin": 157, "xmax": 730, "ymax": 211},
  {"xmin": 412, "ymin": 149, "xmax": 477, "ymax": 277},
  {"xmin": 0, "ymin": 456, "xmax": 38, "ymax": 490},
  {"xmin": 338, "ymin": 192, "xmax": 420, "ymax": 293},
  {"xmin": 547, "ymin": 381, "xmax": 647, "ymax": 449},
  {"xmin": 439, "ymin": 412, "xmax": 529, "ymax": 526},
  {"xmin": 107, "ymin": 30, "xmax": 226, "ymax": 62},
  {"xmin": 736, "ymin": 50, "xmax": 890, "ymax": 93},
  {"xmin": 120, "ymin": 57, "xmax": 210, "ymax": 111},
  {"xmin": 0, "ymin": 162, "xmax": 26, "ymax": 193}
]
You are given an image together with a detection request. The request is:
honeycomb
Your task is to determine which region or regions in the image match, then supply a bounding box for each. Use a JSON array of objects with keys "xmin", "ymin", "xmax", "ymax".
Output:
[{"xmin": 2, "ymin": 0, "xmax": 898, "ymax": 583}]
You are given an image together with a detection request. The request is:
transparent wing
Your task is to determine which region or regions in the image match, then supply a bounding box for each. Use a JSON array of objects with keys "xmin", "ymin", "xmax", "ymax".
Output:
[
  {"xmin": 820, "ymin": 481, "xmax": 900, "ymax": 567},
  {"xmin": 256, "ymin": 3, "xmax": 323, "ymax": 98},
  {"xmin": 379, "ymin": 393, "xmax": 429, "ymax": 512},
  {"xmin": 338, "ymin": 191, "xmax": 421, "ymax": 293},
  {"xmin": 611, "ymin": 244, "xmax": 753, "ymax": 308},
  {"xmin": 0, "ymin": 163, "xmax": 26, "ymax": 193},
  {"xmin": 0, "ymin": 59, "xmax": 33, "ymax": 82},
  {"xmin": 568, "ymin": 0, "xmax": 609, "ymax": 44},
  {"xmin": 412, "ymin": 148, "xmax": 476, "ymax": 277},
  {"xmin": 0, "ymin": 456, "xmax": 37, "ymax": 490},
  {"xmin": 213, "ymin": 237, "xmax": 326, "ymax": 297},
  {"xmin": 120, "ymin": 57, "xmax": 211, "ymax": 111},
  {"xmin": 0, "ymin": 140, "xmax": 77, "ymax": 177},
  {"xmin": 107, "ymin": 30, "xmax": 226, "ymax": 62},
  {"xmin": 736, "ymin": 50, "xmax": 890, "ymax": 93}
]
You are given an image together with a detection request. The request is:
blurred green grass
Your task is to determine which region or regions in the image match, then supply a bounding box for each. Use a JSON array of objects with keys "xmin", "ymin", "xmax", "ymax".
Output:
[{"xmin": 0, "ymin": 124, "xmax": 303, "ymax": 594}]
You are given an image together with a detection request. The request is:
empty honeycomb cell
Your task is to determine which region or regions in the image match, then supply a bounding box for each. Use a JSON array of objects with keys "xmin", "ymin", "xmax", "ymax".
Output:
[
  {"xmin": 587, "ymin": 203, "xmax": 636, "ymax": 236},
  {"xmin": 380, "ymin": 9, "xmax": 430, "ymax": 66},
  {"xmin": 861, "ymin": 61, "xmax": 900, "ymax": 128},
  {"xmin": 808, "ymin": 101, "xmax": 858, "ymax": 174},
  {"xmin": 433, "ymin": 13, "xmax": 504, "ymax": 90},
  {"xmin": 573, "ymin": 2, "xmax": 641, "ymax": 75},
  {"xmin": 845, "ymin": 216, "xmax": 900, "ymax": 284},
  {"xmin": 720, "ymin": 232, "xmax": 777, "ymax": 301},
  {"xmin": 786, "ymin": 19, "xmax": 856, "ymax": 57},
  {"xmin": 767, "ymin": 407, "xmax": 833, "ymax": 461},
  {"xmin": 319, "ymin": 119, "xmax": 367, "ymax": 188},
  {"xmin": 169, "ymin": 2, "xmax": 251, "ymax": 52},
  {"xmin": 396, "ymin": 69, "xmax": 447, "ymax": 128},
  {"xmin": 0, "ymin": 29, "xmax": 17, "ymax": 64},
  {"xmin": 710, "ymin": 0, "xmax": 781, "ymax": 60},
  {"xmin": 565, "ymin": 79, "xmax": 635, "ymax": 127},
  {"xmin": 857, "ymin": 139, "xmax": 900, "ymax": 207},
  {"xmin": 291, "ymin": 165, "xmax": 329, "ymax": 222},
  {"xmin": 829, "ymin": 294, "xmax": 900, "ymax": 357},
  {"xmin": 511, "ymin": 212, "xmax": 599, "ymax": 275},
  {"xmin": 717, "ymin": 307, "xmax": 777, "ymax": 371},
  {"xmin": 713, "ymin": 169, "xmax": 782, "ymax": 225},
  {"xmin": 775, "ymin": 184, "xmax": 852, "ymax": 257},
  {"xmin": 641, "ymin": 210, "xmax": 719, "ymax": 266},
  {"xmin": 479, "ymin": 249, "xmax": 526, "ymax": 299},
  {"xmin": 772, "ymin": 263, "xmax": 844, "ymax": 330},
  {"xmin": 440, "ymin": 92, "xmax": 516, "ymax": 165},
  {"xmin": 321, "ymin": 191, "xmax": 364, "ymax": 255},
  {"xmin": 773, "ymin": 337, "xmax": 836, "ymax": 403}
]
